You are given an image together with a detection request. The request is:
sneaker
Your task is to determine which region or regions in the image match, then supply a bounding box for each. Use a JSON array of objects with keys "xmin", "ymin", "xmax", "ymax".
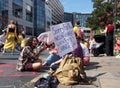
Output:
[
  {"xmin": 2, "ymin": 50, "xmax": 5, "ymax": 54},
  {"xmin": 115, "ymin": 54, "xmax": 120, "ymax": 58}
]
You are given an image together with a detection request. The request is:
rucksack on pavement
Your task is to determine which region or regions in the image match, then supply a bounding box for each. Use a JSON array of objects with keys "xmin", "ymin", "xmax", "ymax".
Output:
[{"xmin": 54, "ymin": 54, "xmax": 86, "ymax": 85}]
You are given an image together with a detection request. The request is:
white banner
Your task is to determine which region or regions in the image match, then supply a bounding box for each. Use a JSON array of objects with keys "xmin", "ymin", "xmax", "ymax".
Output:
[{"xmin": 50, "ymin": 22, "xmax": 77, "ymax": 57}]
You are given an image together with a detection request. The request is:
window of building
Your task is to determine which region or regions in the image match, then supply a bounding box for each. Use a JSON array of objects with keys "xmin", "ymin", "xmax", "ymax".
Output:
[
  {"xmin": 26, "ymin": 26, "xmax": 33, "ymax": 35},
  {"xmin": 26, "ymin": 4, "xmax": 33, "ymax": 22},
  {"xmin": 0, "ymin": 0, "xmax": 8, "ymax": 29},
  {"xmin": 13, "ymin": 0, "xmax": 23, "ymax": 6},
  {"xmin": 12, "ymin": 3, "xmax": 23, "ymax": 18}
]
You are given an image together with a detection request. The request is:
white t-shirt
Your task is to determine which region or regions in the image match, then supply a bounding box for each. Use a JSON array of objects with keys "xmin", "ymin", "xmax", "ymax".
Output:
[
  {"xmin": 89, "ymin": 39, "xmax": 97, "ymax": 49},
  {"xmin": 80, "ymin": 43, "xmax": 89, "ymax": 57}
]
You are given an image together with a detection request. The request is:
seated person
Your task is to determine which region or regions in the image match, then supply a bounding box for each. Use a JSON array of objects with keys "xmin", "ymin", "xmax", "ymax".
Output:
[
  {"xmin": 42, "ymin": 45, "xmax": 61, "ymax": 70},
  {"xmin": 16, "ymin": 36, "xmax": 44, "ymax": 71},
  {"xmin": 49, "ymin": 42, "xmax": 84, "ymax": 70},
  {"xmin": 80, "ymin": 42, "xmax": 90, "ymax": 66}
]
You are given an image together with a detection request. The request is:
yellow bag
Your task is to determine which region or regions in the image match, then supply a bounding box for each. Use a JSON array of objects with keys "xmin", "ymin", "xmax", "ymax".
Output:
[{"xmin": 54, "ymin": 54, "xmax": 86, "ymax": 85}]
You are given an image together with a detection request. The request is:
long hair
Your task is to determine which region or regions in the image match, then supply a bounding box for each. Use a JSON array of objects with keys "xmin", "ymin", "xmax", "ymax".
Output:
[{"xmin": 25, "ymin": 36, "xmax": 38, "ymax": 49}]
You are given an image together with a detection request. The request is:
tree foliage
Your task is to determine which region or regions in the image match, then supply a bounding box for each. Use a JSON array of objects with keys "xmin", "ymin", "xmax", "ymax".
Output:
[{"xmin": 86, "ymin": 0, "xmax": 115, "ymax": 30}]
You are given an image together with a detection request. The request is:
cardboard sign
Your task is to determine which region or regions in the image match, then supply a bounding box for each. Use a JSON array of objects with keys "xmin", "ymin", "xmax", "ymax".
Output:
[{"xmin": 50, "ymin": 22, "xmax": 77, "ymax": 56}]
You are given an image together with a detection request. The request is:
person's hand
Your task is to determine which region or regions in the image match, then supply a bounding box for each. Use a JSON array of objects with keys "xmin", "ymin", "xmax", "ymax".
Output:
[
  {"xmin": 50, "ymin": 62, "xmax": 55, "ymax": 67},
  {"xmin": 100, "ymin": 29, "xmax": 105, "ymax": 34}
]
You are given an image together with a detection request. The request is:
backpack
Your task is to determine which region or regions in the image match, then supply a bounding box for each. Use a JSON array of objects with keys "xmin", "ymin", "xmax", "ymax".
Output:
[
  {"xmin": 34, "ymin": 74, "xmax": 59, "ymax": 88},
  {"xmin": 53, "ymin": 54, "xmax": 86, "ymax": 85}
]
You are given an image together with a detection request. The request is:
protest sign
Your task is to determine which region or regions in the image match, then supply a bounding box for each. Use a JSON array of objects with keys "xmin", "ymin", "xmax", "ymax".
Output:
[
  {"xmin": 50, "ymin": 22, "xmax": 77, "ymax": 56},
  {"xmin": 37, "ymin": 31, "xmax": 54, "ymax": 45}
]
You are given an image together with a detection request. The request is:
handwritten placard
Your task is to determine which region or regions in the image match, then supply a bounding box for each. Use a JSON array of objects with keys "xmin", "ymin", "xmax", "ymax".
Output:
[{"xmin": 50, "ymin": 22, "xmax": 77, "ymax": 56}]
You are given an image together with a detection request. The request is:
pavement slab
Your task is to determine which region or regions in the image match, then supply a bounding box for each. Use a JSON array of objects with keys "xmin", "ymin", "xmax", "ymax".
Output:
[
  {"xmin": 100, "ymin": 78, "xmax": 120, "ymax": 88},
  {"xmin": 0, "ymin": 51, "xmax": 120, "ymax": 88}
]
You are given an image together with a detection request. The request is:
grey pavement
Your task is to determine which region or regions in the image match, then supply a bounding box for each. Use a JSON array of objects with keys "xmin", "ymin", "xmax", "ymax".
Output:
[
  {"xmin": 85, "ymin": 56, "xmax": 120, "ymax": 88},
  {"xmin": 0, "ymin": 50, "xmax": 120, "ymax": 88},
  {"xmin": 0, "ymin": 50, "xmax": 49, "ymax": 88}
]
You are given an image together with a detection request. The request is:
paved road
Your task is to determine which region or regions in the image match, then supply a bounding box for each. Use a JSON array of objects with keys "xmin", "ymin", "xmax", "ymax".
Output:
[
  {"xmin": 0, "ymin": 50, "xmax": 49, "ymax": 88},
  {"xmin": 0, "ymin": 50, "xmax": 120, "ymax": 88}
]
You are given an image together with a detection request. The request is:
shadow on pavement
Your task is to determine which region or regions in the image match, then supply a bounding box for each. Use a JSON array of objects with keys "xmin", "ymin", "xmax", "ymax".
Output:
[{"xmin": 85, "ymin": 62, "xmax": 101, "ymax": 70}]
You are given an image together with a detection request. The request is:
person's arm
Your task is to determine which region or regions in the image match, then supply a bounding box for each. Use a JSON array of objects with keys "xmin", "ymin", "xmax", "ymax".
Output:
[
  {"xmin": 6, "ymin": 26, "xmax": 9, "ymax": 38},
  {"xmin": 23, "ymin": 46, "xmax": 38, "ymax": 60},
  {"xmin": 100, "ymin": 27, "xmax": 107, "ymax": 34},
  {"xmin": 14, "ymin": 25, "xmax": 18, "ymax": 40},
  {"xmin": 49, "ymin": 48, "xmax": 58, "ymax": 54},
  {"xmin": 50, "ymin": 58, "xmax": 63, "ymax": 67}
]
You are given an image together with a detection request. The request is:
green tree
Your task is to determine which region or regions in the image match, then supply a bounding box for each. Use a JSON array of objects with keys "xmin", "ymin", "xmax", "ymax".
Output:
[{"xmin": 86, "ymin": 0, "xmax": 114, "ymax": 30}]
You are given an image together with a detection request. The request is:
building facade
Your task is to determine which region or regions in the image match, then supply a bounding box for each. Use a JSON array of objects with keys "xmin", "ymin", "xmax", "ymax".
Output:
[
  {"xmin": 64, "ymin": 12, "xmax": 91, "ymax": 27},
  {"xmin": 0, "ymin": 0, "xmax": 34, "ymax": 35},
  {"xmin": 34, "ymin": 0, "xmax": 45, "ymax": 36},
  {"xmin": 45, "ymin": 0, "xmax": 64, "ymax": 24},
  {"xmin": 64, "ymin": 12, "xmax": 91, "ymax": 39},
  {"xmin": 64, "ymin": 12, "xmax": 74, "ymax": 26},
  {"xmin": 0, "ymin": 0, "xmax": 9, "ymax": 29},
  {"xmin": 45, "ymin": 4, "xmax": 52, "ymax": 31},
  {"xmin": 73, "ymin": 12, "xmax": 91, "ymax": 27},
  {"xmin": 0, "ymin": 0, "xmax": 64, "ymax": 36}
]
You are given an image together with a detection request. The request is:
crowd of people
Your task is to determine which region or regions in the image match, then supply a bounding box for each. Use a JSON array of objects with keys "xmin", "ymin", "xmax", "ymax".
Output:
[
  {"xmin": 0, "ymin": 20, "xmax": 27, "ymax": 54},
  {"xmin": 0, "ymin": 19, "xmax": 119, "ymax": 72},
  {"xmin": 16, "ymin": 20, "xmax": 90, "ymax": 72}
]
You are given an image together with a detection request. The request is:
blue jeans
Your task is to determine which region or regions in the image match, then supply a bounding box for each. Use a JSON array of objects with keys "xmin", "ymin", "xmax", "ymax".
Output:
[{"xmin": 45, "ymin": 53, "xmax": 61, "ymax": 70}]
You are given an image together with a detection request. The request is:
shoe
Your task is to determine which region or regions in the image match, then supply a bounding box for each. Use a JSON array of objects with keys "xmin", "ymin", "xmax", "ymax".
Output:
[
  {"xmin": 2, "ymin": 50, "xmax": 5, "ymax": 54},
  {"xmin": 115, "ymin": 54, "xmax": 120, "ymax": 58},
  {"xmin": 104, "ymin": 54, "xmax": 107, "ymax": 56}
]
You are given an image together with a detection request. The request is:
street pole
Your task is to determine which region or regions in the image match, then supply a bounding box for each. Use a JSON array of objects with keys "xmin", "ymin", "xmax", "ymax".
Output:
[
  {"xmin": 114, "ymin": 0, "xmax": 117, "ymax": 55},
  {"xmin": 114, "ymin": 0, "xmax": 117, "ymax": 30}
]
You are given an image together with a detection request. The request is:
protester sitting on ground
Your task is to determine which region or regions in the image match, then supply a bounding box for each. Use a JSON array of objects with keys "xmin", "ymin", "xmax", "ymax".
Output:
[
  {"xmin": 49, "ymin": 42, "xmax": 89, "ymax": 69},
  {"xmin": 16, "ymin": 36, "xmax": 45, "ymax": 71},
  {"xmin": 75, "ymin": 30, "xmax": 90, "ymax": 66},
  {"xmin": 50, "ymin": 32, "xmax": 84, "ymax": 70},
  {"xmin": 80, "ymin": 42, "xmax": 90, "ymax": 66},
  {"xmin": 42, "ymin": 44, "xmax": 61, "ymax": 70},
  {"xmin": 72, "ymin": 33, "xmax": 84, "ymax": 61}
]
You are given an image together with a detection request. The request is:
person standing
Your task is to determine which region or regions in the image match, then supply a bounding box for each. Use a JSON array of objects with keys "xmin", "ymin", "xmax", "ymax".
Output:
[
  {"xmin": 100, "ymin": 20, "xmax": 114, "ymax": 56},
  {"xmin": 73, "ymin": 21, "xmax": 84, "ymax": 40},
  {"xmin": 3, "ymin": 20, "xmax": 18, "ymax": 54},
  {"xmin": 73, "ymin": 21, "xmax": 80, "ymax": 34},
  {"xmin": 16, "ymin": 27, "xmax": 26, "ymax": 51}
]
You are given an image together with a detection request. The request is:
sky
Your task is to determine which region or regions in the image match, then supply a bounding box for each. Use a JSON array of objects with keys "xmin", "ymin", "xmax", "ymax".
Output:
[{"xmin": 60, "ymin": 0, "xmax": 94, "ymax": 13}]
